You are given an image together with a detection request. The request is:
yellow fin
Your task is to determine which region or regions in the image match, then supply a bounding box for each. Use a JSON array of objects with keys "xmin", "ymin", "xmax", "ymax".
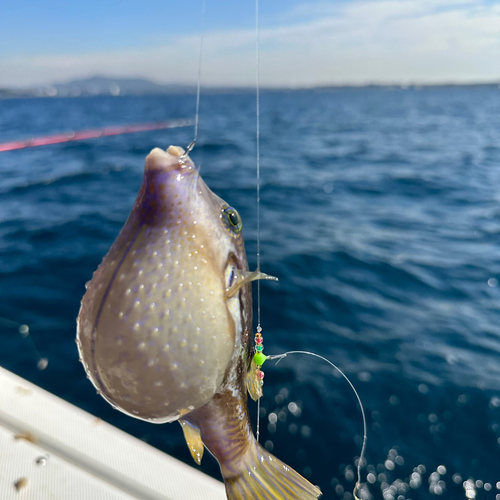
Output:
[
  {"xmin": 247, "ymin": 359, "xmax": 263, "ymax": 401},
  {"xmin": 179, "ymin": 419, "xmax": 204, "ymax": 465},
  {"xmin": 223, "ymin": 440, "xmax": 322, "ymax": 499}
]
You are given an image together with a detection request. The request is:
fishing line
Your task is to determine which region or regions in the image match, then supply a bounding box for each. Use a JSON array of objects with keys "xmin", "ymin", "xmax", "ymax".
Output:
[
  {"xmin": 266, "ymin": 351, "xmax": 368, "ymax": 500},
  {"xmin": 255, "ymin": 0, "xmax": 261, "ymax": 329},
  {"xmin": 250, "ymin": 6, "xmax": 367, "ymax": 497},
  {"xmin": 0, "ymin": 316, "xmax": 48, "ymax": 370},
  {"xmin": 254, "ymin": 0, "xmax": 263, "ymax": 444},
  {"xmin": 185, "ymin": 0, "xmax": 206, "ymax": 155}
]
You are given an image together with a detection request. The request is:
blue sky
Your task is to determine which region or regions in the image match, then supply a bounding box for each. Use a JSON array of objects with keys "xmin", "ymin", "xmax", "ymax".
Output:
[
  {"xmin": 0, "ymin": 0, "xmax": 302, "ymax": 55},
  {"xmin": 1, "ymin": 0, "xmax": 499, "ymax": 87}
]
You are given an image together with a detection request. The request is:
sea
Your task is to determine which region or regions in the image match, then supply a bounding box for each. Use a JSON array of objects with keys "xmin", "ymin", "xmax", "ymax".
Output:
[{"xmin": 1, "ymin": 86, "xmax": 500, "ymax": 500}]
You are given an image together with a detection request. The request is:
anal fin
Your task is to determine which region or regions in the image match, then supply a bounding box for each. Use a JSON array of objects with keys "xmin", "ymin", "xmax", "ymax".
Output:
[{"xmin": 179, "ymin": 419, "xmax": 204, "ymax": 465}]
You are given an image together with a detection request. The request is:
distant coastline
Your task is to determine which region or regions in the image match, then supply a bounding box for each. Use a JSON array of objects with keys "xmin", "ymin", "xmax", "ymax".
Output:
[{"xmin": 1, "ymin": 76, "xmax": 499, "ymax": 99}]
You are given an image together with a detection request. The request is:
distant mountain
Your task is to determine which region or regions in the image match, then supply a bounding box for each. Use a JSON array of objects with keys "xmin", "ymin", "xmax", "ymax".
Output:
[
  {"xmin": 0, "ymin": 76, "xmax": 197, "ymax": 98},
  {"xmin": 52, "ymin": 76, "xmax": 197, "ymax": 96},
  {"xmin": 1, "ymin": 77, "xmax": 498, "ymax": 99}
]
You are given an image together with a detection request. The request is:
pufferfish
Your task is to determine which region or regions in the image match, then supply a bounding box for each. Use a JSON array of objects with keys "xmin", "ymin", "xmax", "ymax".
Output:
[{"xmin": 76, "ymin": 145, "xmax": 322, "ymax": 500}]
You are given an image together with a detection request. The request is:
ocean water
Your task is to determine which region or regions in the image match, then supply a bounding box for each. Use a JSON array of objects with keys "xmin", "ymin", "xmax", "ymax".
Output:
[{"xmin": 1, "ymin": 87, "xmax": 500, "ymax": 499}]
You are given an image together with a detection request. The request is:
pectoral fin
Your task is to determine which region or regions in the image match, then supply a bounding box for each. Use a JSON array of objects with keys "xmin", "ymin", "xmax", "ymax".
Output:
[
  {"xmin": 179, "ymin": 419, "xmax": 204, "ymax": 465},
  {"xmin": 247, "ymin": 359, "xmax": 263, "ymax": 401},
  {"xmin": 226, "ymin": 269, "xmax": 278, "ymax": 298}
]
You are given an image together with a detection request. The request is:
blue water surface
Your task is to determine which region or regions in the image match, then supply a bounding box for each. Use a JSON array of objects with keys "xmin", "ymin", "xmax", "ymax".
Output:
[{"xmin": 1, "ymin": 87, "xmax": 500, "ymax": 499}]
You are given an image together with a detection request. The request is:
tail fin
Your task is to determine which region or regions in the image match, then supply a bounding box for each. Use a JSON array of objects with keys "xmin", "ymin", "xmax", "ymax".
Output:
[{"xmin": 223, "ymin": 441, "xmax": 322, "ymax": 500}]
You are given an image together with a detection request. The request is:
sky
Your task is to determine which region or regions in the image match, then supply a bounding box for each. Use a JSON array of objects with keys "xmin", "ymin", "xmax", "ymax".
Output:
[{"xmin": 0, "ymin": 0, "xmax": 499, "ymax": 88}]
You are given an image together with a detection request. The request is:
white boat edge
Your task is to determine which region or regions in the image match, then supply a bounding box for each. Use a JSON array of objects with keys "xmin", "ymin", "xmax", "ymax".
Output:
[{"xmin": 0, "ymin": 366, "xmax": 226, "ymax": 499}]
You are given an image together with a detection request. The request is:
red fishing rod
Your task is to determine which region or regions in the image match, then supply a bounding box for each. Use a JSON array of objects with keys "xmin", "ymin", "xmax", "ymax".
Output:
[{"xmin": 0, "ymin": 119, "xmax": 193, "ymax": 152}]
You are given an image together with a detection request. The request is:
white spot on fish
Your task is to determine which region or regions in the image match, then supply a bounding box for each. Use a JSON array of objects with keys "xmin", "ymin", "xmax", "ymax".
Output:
[
  {"xmin": 138, "ymin": 342, "xmax": 146, "ymax": 350},
  {"xmin": 180, "ymin": 339, "xmax": 187, "ymax": 348},
  {"xmin": 133, "ymin": 323, "xmax": 140, "ymax": 331},
  {"xmin": 163, "ymin": 344, "xmax": 170, "ymax": 353}
]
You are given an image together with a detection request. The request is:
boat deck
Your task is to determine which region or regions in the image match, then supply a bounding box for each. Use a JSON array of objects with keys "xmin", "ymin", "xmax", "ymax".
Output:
[{"xmin": 0, "ymin": 367, "xmax": 226, "ymax": 499}]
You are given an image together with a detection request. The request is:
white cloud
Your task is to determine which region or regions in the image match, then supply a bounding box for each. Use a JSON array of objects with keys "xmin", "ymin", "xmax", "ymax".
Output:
[{"xmin": 1, "ymin": 0, "xmax": 499, "ymax": 87}]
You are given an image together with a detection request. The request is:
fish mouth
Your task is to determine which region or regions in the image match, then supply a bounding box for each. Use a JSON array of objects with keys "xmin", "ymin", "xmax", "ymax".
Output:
[
  {"xmin": 145, "ymin": 145, "xmax": 195, "ymax": 174},
  {"xmin": 141, "ymin": 145, "xmax": 199, "ymax": 226}
]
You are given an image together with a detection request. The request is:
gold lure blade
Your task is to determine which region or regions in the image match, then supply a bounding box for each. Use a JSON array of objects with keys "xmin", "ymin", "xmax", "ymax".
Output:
[{"xmin": 247, "ymin": 359, "xmax": 263, "ymax": 401}]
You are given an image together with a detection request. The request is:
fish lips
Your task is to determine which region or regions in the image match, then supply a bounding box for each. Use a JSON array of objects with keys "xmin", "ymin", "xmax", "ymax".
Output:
[{"xmin": 139, "ymin": 146, "xmax": 200, "ymax": 227}]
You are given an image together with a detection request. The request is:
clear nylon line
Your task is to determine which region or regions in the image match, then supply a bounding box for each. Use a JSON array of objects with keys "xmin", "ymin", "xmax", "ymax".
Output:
[
  {"xmin": 268, "ymin": 351, "xmax": 368, "ymax": 500},
  {"xmin": 255, "ymin": 0, "xmax": 261, "ymax": 329},
  {"xmin": 0, "ymin": 316, "xmax": 48, "ymax": 370},
  {"xmin": 254, "ymin": 0, "xmax": 262, "ymax": 445},
  {"xmin": 186, "ymin": 0, "xmax": 206, "ymax": 154},
  {"xmin": 256, "ymin": 397, "xmax": 261, "ymax": 442}
]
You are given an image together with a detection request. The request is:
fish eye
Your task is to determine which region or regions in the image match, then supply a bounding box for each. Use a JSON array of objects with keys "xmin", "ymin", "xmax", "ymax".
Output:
[{"xmin": 222, "ymin": 207, "xmax": 242, "ymax": 233}]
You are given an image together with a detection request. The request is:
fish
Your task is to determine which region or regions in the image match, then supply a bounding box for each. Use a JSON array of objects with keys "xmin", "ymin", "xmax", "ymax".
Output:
[{"xmin": 76, "ymin": 145, "xmax": 322, "ymax": 500}]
